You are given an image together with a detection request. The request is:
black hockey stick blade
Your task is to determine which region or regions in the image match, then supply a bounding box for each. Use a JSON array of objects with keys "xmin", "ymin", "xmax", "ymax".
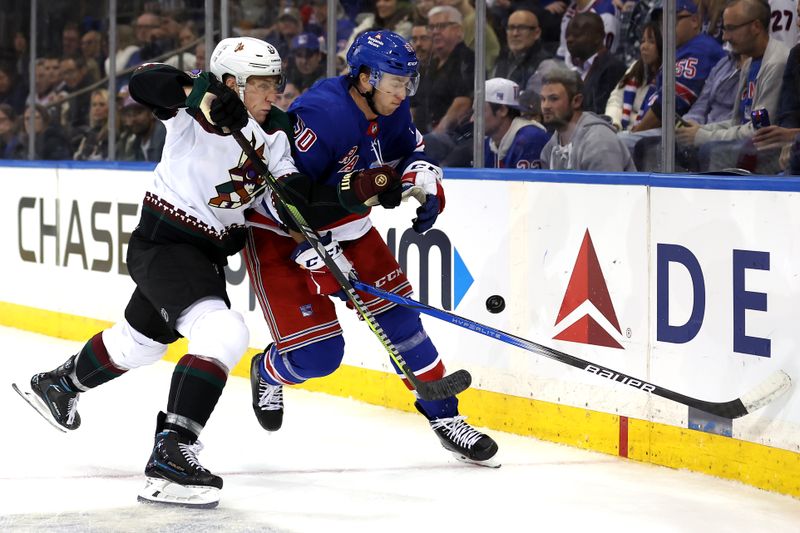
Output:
[
  {"xmin": 230, "ymin": 131, "xmax": 471, "ymax": 402},
  {"xmin": 415, "ymin": 369, "xmax": 472, "ymax": 401},
  {"xmin": 353, "ymin": 280, "xmax": 793, "ymax": 419}
]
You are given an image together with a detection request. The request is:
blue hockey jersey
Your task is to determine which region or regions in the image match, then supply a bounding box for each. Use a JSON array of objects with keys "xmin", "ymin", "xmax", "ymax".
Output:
[
  {"xmin": 285, "ymin": 76, "xmax": 430, "ymax": 239},
  {"xmin": 484, "ymin": 120, "xmax": 551, "ymax": 169},
  {"xmin": 643, "ymin": 33, "xmax": 724, "ymax": 119}
]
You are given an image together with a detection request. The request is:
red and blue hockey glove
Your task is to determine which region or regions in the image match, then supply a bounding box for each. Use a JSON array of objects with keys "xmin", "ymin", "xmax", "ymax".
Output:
[
  {"xmin": 338, "ymin": 166, "xmax": 402, "ymax": 213},
  {"xmin": 291, "ymin": 232, "xmax": 355, "ymax": 297},
  {"xmin": 185, "ymin": 72, "xmax": 248, "ymax": 133},
  {"xmin": 401, "ymin": 161, "xmax": 445, "ymax": 233}
]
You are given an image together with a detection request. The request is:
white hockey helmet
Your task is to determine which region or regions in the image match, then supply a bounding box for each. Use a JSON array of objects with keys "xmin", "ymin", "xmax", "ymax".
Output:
[{"xmin": 209, "ymin": 37, "xmax": 283, "ymax": 89}]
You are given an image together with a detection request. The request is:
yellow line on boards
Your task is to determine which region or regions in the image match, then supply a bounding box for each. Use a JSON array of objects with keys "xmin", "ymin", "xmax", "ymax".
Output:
[{"xmin": 1, "ymin": 300, "xmax": 798, "ymax": 498}]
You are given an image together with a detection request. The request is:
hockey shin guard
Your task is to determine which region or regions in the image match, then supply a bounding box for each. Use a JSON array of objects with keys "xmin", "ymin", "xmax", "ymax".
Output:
[
  {"xmin": 376, "ymin": 306, "xmax": 459, "ymax": 418},
  {"xmin": 166, "ymin": 354, "xmax": 228, "ymax": 439},
  {"xmin": 72, "ymin": 332, "xmax": 128, "ymax": 390}
]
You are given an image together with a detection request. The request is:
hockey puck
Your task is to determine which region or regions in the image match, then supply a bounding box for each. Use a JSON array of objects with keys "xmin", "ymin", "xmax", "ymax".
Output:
[{"xmin": 486, "ymin": 295, "xmax": 505, "ymax": 314}]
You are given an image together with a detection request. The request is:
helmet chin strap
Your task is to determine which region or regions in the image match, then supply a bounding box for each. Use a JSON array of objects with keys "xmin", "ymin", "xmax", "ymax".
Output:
[{"xmin": 355, "ymin": 83, "xmax": 380, "ymax": 117}]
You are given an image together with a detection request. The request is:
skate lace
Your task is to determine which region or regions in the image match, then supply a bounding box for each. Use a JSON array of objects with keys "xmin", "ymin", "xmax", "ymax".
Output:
[
  {"xmin": 178, "ymin": 440, "xmax": 207, "ymax": 472},
  {"xmin": 66, "ymin": 395, "xmax": 80, "ymax": 426},
  {"xmin": 258, "ymin": 382, "xmax": 283, "ymax": 411},
  {"xmin": 430, "ymin": 415, "xmax": 484, "ymax": 449}
]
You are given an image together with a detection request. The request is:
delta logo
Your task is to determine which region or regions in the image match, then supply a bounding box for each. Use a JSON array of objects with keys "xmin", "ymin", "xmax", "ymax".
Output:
[{"xmin": 553, "ymin": 229, "xmax": 623, "ymax": 349}]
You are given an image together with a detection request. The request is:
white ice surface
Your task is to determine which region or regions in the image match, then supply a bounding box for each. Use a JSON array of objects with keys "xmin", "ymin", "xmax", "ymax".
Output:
[{"xmin": 1, "ymin": 325, "xmax": 799, "ymax": 532}]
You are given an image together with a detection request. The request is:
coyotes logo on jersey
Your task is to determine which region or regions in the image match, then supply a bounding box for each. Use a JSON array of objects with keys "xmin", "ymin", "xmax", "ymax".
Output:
[{"xmin": 208, "ymin": 133, "xmax": 269, "ymax": 209}]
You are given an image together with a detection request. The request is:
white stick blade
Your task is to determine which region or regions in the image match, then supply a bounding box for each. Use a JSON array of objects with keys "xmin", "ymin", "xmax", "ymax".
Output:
[{"xmin": 740, "ymin": 370, "xmax": 793, "ymax": 414}]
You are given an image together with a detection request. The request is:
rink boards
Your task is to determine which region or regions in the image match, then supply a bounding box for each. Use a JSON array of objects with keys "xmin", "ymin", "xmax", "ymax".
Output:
[{"xmin": 1, "ymin": 161, "xmax": 800, "ymax": 497}]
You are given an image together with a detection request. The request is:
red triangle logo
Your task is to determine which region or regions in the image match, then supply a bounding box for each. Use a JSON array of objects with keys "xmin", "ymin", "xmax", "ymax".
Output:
[{"xmin": 554, "ymin": 229, "xmax": 623, "ymax": 349}]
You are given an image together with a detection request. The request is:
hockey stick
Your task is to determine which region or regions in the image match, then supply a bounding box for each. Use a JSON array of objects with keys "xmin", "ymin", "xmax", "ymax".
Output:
[
  {"xmin": 232, "ymin": 130, "xmax": 470, "ymax": 401},
  {"xmin": 352, "ymin": 280, "xmax": 792, "ymax": 419}
]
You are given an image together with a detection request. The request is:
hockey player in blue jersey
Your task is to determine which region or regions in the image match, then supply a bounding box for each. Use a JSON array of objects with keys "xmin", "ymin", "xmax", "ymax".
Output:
[
  {"xmin": 245, "ymin": 30, "xmax": 499, "ymax": 466},
  {"xmin": 484, "ymin": 77, "xmax": 550, "ymax": 168}
]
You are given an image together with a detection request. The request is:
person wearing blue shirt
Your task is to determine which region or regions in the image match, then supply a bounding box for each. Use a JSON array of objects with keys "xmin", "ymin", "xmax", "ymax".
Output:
[{"xmin": 484, "ymin": 77, "xmax": 550, "ymax": 168}]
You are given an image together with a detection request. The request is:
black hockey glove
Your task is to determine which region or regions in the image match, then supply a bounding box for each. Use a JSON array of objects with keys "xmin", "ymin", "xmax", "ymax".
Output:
[
  {"xmin": 185, "ymin": 71, "xmax": 248, "ymax": 133},
  {"xmin": 337, "ymin": 166, "xmax": 402, "ymax": 213}
]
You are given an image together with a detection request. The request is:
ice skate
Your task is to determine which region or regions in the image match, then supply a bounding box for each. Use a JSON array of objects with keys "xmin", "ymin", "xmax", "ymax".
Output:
[
  {"xmin": 416, "ymin": 402, "xmax": 500, "ymax": 468},
  {"xmin": 250, "ymin": 347, "xmax": 284, "ymax": 431},
  {"xmin": 12, "ymin": 355, "xmax": 81, "ymax": 432},
  {"xmin": 138, "ymin": 427, "xmax": 223, "ymax": 508}
]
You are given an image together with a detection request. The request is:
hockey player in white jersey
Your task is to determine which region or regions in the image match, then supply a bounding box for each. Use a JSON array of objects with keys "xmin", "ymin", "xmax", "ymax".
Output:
[{"xmin": 12, "ymin": 37, "xmax": 401, "ymax": 508}]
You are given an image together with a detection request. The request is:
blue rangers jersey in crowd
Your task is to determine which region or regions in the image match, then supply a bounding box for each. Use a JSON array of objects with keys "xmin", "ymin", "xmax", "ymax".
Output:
[
  {"xmin": 641, "ymin": 33, "xmax": 724, "ymax": 119},
  {"xmin": 280, "ymin": 76, "xmax": 431, "ymax": 240},
  {"xmin": 484, "ymin": 120, "xmax": 551, "ymax": 169}
]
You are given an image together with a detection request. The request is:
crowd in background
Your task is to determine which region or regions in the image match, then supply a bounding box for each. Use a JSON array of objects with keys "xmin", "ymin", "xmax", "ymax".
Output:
[{"xmin": 0, "ymin": 0, "xmax": 798, "ymax": 175}]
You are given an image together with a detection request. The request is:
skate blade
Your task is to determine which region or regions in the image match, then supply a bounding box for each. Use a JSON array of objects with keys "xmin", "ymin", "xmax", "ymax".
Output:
[
  {"xmin": 137, "ymin": 476, "xmax": 220, "ymax": 509},
  {"xmin": 11, "ymin": 382, "xmax": 67, "ymax": 433},
  {"xmin": 451, "ymin": 451, "xmax": 502, "ymax": 469}
]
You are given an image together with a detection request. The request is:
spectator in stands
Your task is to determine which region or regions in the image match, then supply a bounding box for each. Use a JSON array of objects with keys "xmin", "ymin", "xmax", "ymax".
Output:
[
  {"xmin": 491, "ymin": 9, "xmax": 552, "ymax": 89},
  {"xmin": 0, "ymin": 104, "xmax": 24, "ymax": 159},
  {"xmin": 748, "ymin": 4, "xmax": 800, "ymax": 157},
  {"xmin": 556, "ymin": 0, "xmax": 620, "ymax": 64},
  {"xmin": 59, "ymin": 56, "xmax": 94, "ymax": 132},
  {"xmin": 411, "ymin": 6, "xmax": 474, "ymax": 136},
  {"xmin": 411, "ymin": 21, "xmax": 433, "ymax": 66},
  {"xmin": 134, "ymin": 12, "xmax": 169, "ymax": 61},
  {"xmin": 81, "ymin": 30, "xmax": 106, "ymax": 80},
  {"xmin": 676, "ymin": 0, "xmax": 789, "ymax": 173},
  {"xmin": 266, "ymin": 7, "xmax": 304, "ymax": 62},
  {"xmin": 305, "ymin": 0, "xmax": 356, "ymax": 54},
  {"xmin": 413, "ymin": 0, "xmax": 435, "ymax": 22},
  {"xmin": 346, "ymin": 0, "xmax": 414, "ymax": 46},
  {"xmin": 540, "ymin": 67, "xmax": 636, "ymax": 171},
  {"xmin": 564, "ymin": 12, "xmax": 625, "ymax": 115},
  {"xmin": 682, "ymin": 50, "xmax": 742, "ymax": 126},
  {"xmin": 164, "ymin": 25, "xmax": 196, "ymax": 70},
  {"xmin": 62, "ymin": 23, "xmax": 81, "ymax": 59},
  {"xmin": 435, "ymin": 0, "xmax": 501, "ymax": 71},
  {"xmin": 285, "ymin": 33, "xmax": 326, "ymax": 93},
  {"xmin": 117, "ymin": 92, "xmax": 165, "ymax": 162},
  {"xmin": 20, "ymin": 104, "xmax": 71, "ymax": 161},
  {"xmin": 105, "ymin": 25, "xmax": 142, "ymax": 86},
  {"xmin": 43, "ymin": 57, "xmax": 63, "ymax": 100},
  {"xmin": 178, "ymin": 23, "xmax": 198, "ymax": 50},
  {"xmin": 484, "ymin": 77, "xmax": 550, "ymax": 168},
  {"xmin": 632, "ymin": 0, "xmax": 724, "ymax": 133},
  {"xmin": 605, "ymin": 20, "xmax": 661, "ymax": 132},
  {"xmin": 0, "ymin": 62, "xmax": 27, "ymax": 115},
  {"xmin": 276, "ymin": 82, "xmax": 300, "ymax": 111},
  {"xmin": 73, "ymin": 88, "xmax": 111, "ymax": 161},
  {"xmin": 766, "ymin": 0, "xmax": 798, "ymax": 44},
  {"xmin": 13, "ymin": 31, "xmax": 29, "ymax": 81},
  {"xmin": 159, "ymin": 8, "xmax": 185, "ymax": 48}
]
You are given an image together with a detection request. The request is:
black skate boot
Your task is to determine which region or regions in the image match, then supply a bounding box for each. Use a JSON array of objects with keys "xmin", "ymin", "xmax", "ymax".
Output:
[
  {"xmin": 416, "ymin": 402, "xmax": 500, "ymax": 468},
  {"xmin": 250, "ymin": 347, "xmax": 284, "ymax": 431},
  {"xmin": 13, "ymin": 355, "xmax": 81, "ymax": 432},
  {"xmin": 138, "ymin": 412, "xmax": 223, "ymax": 508}
]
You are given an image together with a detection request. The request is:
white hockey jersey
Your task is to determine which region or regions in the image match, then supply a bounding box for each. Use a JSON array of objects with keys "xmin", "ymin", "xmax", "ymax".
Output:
[
  {"xmin": 144, "ymin": 111, "xmax": 297, "ymax": 249},
  {"xmin": 769, "ymin": 0, "xmax": 798, "ymax": 45}
]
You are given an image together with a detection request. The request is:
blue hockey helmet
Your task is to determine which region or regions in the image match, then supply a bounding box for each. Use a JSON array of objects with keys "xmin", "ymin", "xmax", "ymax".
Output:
[{"xmin": 346, "ymin": 31, "xmax": 420, "ymax": 96}]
